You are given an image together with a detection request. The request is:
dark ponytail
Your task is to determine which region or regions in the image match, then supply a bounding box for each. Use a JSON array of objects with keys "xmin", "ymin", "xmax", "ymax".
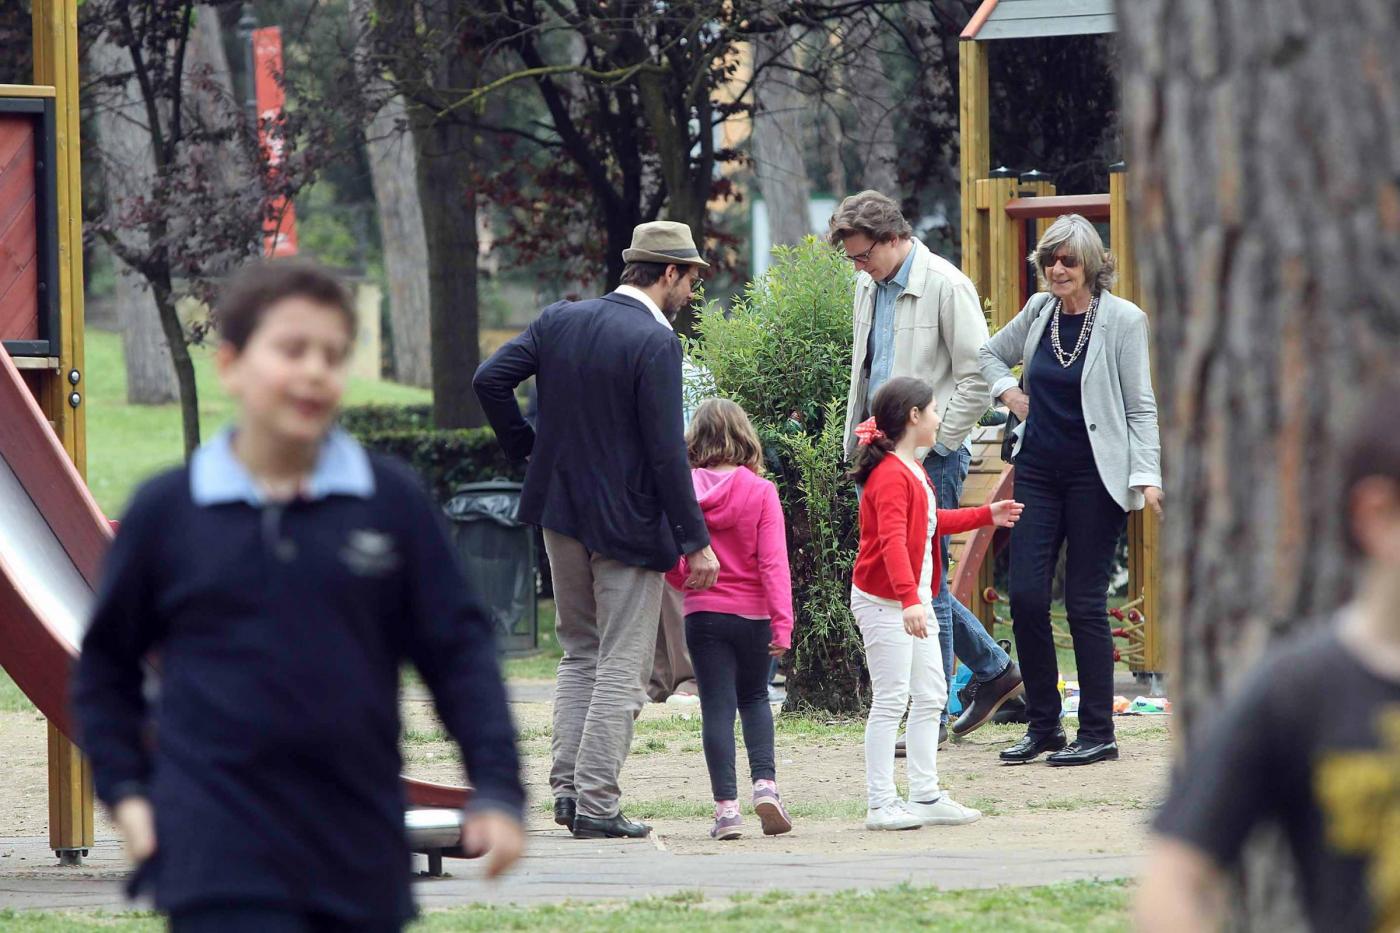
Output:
[{"xmin": 848, "ymin": 376, "xmax": 937, "ymax": 485}]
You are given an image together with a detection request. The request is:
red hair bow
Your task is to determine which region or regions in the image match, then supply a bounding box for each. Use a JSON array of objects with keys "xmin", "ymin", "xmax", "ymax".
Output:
[{"xmin": 854, "ymin": 417, "xmax": 885, "ymax": 446}]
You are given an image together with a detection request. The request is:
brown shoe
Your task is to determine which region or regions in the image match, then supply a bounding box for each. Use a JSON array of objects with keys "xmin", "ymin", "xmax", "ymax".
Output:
[
  {"xmin": 951, "ymin": 662, "xmax": 1025, "ymax": 737},
  {"xmin": 895, "ymin": 724, "xmax": 946, "ymax": 758}
]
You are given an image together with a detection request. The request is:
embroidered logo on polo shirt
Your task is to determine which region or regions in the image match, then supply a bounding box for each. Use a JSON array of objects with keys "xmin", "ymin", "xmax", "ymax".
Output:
[{"xmin": 341, "ymin": 529, "xmax": 401, "ymax": 577}]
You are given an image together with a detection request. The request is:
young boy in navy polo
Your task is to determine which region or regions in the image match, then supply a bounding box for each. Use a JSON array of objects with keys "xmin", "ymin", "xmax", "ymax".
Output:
[{"xmin": 72, "ymin": 259, "xmax": 525, "ymax": 932}]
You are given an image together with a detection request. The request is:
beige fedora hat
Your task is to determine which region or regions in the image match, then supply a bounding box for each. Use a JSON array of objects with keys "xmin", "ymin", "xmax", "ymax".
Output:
[{"xmin": 621, "ymin": 220, "xmax": 710, "ymax": 269}]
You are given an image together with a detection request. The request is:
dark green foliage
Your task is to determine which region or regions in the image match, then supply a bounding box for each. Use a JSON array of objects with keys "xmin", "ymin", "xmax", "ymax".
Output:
[
  {"xmin": 340, "ymin": 403, "xmax": 435, "ymax": 434},
  {"xmin": 342, "ymin": 405, "xmax": 524, "ymax": 502}
]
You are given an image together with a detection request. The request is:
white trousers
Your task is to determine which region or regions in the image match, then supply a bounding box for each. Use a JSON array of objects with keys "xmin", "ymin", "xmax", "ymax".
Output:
[{"xmin": 853, "ymin": 588, "xmax": 948, "ymax": 809}]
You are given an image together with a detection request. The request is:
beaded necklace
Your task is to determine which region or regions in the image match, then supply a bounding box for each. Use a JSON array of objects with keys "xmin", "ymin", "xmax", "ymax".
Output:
[{"xmin": 1049, "ymin": 293, "xmax": 1099, "ymax": 368}]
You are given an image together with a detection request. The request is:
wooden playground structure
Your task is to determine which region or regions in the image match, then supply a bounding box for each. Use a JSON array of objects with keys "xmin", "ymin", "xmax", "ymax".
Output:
[
  {"xmin": 947, "ymin": 0, "xmax": 1164, "ymax": 679},
  {"xmin": 1, "ymin": 0, "xmax": 92, "ymax": 866}
]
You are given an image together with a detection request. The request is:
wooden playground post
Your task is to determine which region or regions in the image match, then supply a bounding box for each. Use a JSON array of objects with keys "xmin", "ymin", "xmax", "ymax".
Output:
[
  {"xmin": 958, "ymin": 38, "xmax": 989, "ymax": 290},
  {"xmin": 1110, "ymin": 162, "xmax": 1164, "ymax": 675},
  {"xmin": 32, "ymin": 0, "xmax": 93, "ymax": 863}
]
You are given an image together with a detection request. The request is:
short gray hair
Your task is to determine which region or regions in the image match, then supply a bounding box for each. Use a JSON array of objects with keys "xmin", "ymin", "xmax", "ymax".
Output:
[
  {"xmin": 828, "ymin": 190, "xmax": 913, "ymax": 246},
  {"xmin": 1030, "ymin": 214, "xmax": 1116, "ymax": 293}
]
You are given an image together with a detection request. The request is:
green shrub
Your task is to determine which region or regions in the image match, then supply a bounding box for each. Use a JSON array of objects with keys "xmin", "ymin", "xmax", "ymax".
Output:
[
  {"xmin": 350, "ymin": 427, "xmax": 525, "ymax": 502},
  {"xmin": 689, "ymin": 238, "xmax": 867, "ymax": 714},
  {"xmin": 688, "ymin": 238, "xmax": 855, "ymax": 431},
  {"xmin": 340, "ymin": 404, "xmax": 434, "ymax": 434}
]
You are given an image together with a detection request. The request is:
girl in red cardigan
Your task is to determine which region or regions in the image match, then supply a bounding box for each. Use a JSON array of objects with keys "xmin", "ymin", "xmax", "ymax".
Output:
[{"xmin": 850, "ymin": 377, "xmax": 1023, "ymax": 831}]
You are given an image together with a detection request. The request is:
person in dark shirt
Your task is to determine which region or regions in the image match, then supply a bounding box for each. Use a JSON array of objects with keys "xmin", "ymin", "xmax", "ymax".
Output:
[
  {"xmin": 1138, "ymin": 391, "xmax": 1400, "ymax": 932},
  {"xmin": 71, "ymin": 259, "xmax": 525, "ymax": 932}
]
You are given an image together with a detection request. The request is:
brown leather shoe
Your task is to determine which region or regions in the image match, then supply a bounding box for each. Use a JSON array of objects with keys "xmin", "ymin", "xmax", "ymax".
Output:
[
  {"xmin": 895, "ymin": 724, "xmax": 946, "ymax": 758},
  {"xmin": 951, "ymin": 662, "xmax": 1025, "ymax": 737}
]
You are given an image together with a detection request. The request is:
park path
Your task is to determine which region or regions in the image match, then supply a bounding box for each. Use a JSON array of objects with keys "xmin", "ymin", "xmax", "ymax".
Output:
[{"xmin": 0, "ymin": 830, "xmax": 1141, "ymax": 913}]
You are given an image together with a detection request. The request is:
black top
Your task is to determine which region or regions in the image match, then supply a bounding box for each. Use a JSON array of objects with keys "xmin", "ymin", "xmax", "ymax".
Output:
[
  {"xmin": 1020, "ymin": 308, "xmax": 1095, "ymax": 471},
  {"xmin": 1153, "ymin": 625, "xmax": 1400, "ymax": 932},
  {"xmin": 474, "ymin": 292, "xmax": 709, "ymax": 571},
  {"xmin": 71, "ymin": 456, "xmax": 524, "ymax": 924}
]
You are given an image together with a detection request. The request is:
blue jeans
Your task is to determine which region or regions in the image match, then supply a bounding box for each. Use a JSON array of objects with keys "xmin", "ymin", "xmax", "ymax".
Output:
[{"xmin": 922, "ymin": 447, "xmax": 1012, "ymax": 714}]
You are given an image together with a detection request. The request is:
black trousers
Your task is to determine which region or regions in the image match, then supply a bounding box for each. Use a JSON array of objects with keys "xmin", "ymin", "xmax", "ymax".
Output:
[
  {"xmin": 1008, "ymin": 459, "xmax": 1127, "ymax": 745},
  {"xmin": 684, "ymin": 611, "xmax": 777, "ymax": 800},
  {"xmin": 169, "ymin": 904, "xmax": 402, "ymax": 933}
]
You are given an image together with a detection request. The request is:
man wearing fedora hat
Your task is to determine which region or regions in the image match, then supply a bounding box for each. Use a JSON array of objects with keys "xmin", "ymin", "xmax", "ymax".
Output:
[{"xmin": 475, "ymin": 220, "xmax": 720, "ymax": 840}]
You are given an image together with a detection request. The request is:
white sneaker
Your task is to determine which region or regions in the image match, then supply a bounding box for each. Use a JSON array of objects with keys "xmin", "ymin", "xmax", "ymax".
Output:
[
  {"xmin": 864, "ymin": 800, "xmax": 924, "ymax": 831},
  {"xmin": 665, "ymin": 692, "xmax": 700, "ymax": 706},
  {"xmin": 906, "ymin": 794, "xmax": 982, "ymax": 826}
]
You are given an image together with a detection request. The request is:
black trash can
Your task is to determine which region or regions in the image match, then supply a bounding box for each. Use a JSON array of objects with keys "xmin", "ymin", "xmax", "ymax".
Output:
[{"xmin": 443, "ymin": 481, "xmax": 538, "ymax": 656}]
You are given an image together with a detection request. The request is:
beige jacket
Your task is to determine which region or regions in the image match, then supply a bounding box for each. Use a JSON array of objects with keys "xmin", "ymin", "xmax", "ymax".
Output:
[{"xmin": 842, "ymin": 238, "xmax": 992, "ymax": 460}]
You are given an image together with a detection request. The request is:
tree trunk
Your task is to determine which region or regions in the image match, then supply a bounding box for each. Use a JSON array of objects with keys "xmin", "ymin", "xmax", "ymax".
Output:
[
  {"xmin": 1118, "ymin": 1, "xmax": 1400, "ymax": 927},
  {"xmin": 115, "ymin": 265, "xmax": 178, "ymax": 404},
  {"xmin": 351, "ymin": 0, "xmax": 432, "ymax": 388},
  {"xmin": 751, "ymin": 29, "xmax": 812, "ymax": 249},
  {"xmin": 410, "ymin": 2, "xmax": 482, "ymax": 430},
  {"xmin": 151, "ymin": 272, "xmax": 202, "ymax": 458},
  {"xmin": 88, "ymin": 32, "xmax": 179, "ymax": 405},
  {"xmin": 846, "ymin": 20, "xmax": 899, "ymax": 194}
]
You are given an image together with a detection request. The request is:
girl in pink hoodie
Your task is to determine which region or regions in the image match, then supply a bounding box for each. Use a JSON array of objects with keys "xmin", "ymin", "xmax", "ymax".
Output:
[{"xmin": 666, "ymin": 399, "xmax": 794, "ymax": 840}]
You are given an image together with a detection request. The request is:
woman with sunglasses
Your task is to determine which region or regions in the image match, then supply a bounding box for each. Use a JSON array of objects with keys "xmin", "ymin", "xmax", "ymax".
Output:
[{"xmin": 978, "ymin": 214, "xmax": 1163, "ymax": 767}]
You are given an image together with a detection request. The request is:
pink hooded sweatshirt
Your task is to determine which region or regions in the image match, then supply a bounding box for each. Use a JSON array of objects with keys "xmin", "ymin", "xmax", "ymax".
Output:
[{"xmin": 665, "ymin": 466, "xmax": 794, "ymax": 649}]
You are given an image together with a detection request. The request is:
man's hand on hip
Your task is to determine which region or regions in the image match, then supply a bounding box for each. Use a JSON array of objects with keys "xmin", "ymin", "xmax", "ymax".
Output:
[{"xmin": 684, "ymin": 545, "xmax": 720, "ymax": 590}]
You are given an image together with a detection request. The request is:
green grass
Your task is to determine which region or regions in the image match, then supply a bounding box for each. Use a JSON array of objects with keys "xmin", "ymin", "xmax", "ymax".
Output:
[
  {"xmin": 1, "ymin": 880, "xmax": 1132, "ymax": 931},
  {"xmin": 501, "ymin": 601, "xmax": 561, "ymax": 681},
  {"xmin": 84, "ymin": 328, "xmax": 431, "ymax": 517},
  {"xmin": 0, "ymin": 668, "xmax": 35, "ymax": 712}
]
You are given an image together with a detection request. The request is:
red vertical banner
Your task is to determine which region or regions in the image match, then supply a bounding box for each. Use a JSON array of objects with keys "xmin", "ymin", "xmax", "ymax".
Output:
[{"xmin": 252, "ymin": 27, "xmax": 298, "ymax": 257}]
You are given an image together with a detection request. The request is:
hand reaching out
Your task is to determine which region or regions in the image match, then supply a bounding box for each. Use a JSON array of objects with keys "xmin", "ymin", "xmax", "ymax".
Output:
[
  {"xmin": 461, "ymin": 809, "xmax": 526, "ymax": 880},
  {"xmin": 989, "ymin": 498, "xmax": 1025, "ymax": 528}
]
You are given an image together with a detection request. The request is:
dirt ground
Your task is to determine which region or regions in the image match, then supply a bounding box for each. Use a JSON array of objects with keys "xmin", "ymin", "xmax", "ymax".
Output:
[
  {"xmin": 400, "ymin": 682, "xmax": 1168, "ymax": 859},
  {"xmin": 0, "ymin": 681, "xmax": 1168, "ymax": 863}
]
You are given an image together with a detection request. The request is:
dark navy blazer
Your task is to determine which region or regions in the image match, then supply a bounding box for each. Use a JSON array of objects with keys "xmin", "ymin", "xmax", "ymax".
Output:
[{"xmin": 473, "ymin": 291, "xmax": 709, "ymax": 571}]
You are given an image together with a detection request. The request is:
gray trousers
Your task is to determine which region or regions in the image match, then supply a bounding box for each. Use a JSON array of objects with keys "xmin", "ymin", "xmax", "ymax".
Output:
[{"xmin": 544, "ymin": 529, "xmax": 664, "ymax": 819}]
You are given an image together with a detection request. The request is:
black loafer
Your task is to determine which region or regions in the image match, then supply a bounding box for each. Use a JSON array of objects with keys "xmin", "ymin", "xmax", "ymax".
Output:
[
  {"xmin": 553, "ymin": 797, "xmax": 577, "ymax": 832},
  {"xmin": 1046, "ymin": 740, "xmax": 1119, "ymax": 767},
  {"xmin": 999, "ymin": 728, "xmax": 1068, "ymax": 764},
  {"xmin": 572, "ymin": 812, "xmax": 652, "ymax": 839}
]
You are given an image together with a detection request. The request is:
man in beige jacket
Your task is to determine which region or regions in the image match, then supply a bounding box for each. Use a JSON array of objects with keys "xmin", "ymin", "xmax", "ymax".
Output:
[{"xmin": 831, "ymin": 190, "xmax": 1024, "ymax": 739}]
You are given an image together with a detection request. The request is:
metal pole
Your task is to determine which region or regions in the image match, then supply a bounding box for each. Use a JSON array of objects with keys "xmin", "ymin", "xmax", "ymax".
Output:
[{"xmin": 237, "ymin": 3, "xmax": 258, "ymax": 127}]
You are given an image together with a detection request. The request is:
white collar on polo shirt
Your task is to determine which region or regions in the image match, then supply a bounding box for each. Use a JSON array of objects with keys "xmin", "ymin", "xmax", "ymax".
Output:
[{"xmin": 615, "ymin": 284, "xmax": 672, "ymax": 331}]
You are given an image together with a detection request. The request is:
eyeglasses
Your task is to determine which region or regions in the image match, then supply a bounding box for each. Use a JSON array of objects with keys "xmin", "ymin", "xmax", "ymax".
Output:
[
  {"xmin": 1043, "ymin": 252, "xmax": 1081, "ymax": 270},
  {"xmin": 844, "ymin": 241, "xmax": 879, "ymax": 264}
]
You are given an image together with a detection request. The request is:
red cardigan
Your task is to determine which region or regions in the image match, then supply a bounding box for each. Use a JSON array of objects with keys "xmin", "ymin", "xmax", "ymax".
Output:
[{"xmin": 852, "ymin": 455, "xmax": 993, "ymax": 609}]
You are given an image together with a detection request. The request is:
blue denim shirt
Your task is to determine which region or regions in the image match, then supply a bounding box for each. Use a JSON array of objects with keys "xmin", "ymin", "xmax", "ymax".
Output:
[
  {"xmin": 865, "ymin": 243, "xmax": 917, "ymax": 405},
  {"xmin": 190, "ymin": 426, "xmax": 374, "ymax": 506}
]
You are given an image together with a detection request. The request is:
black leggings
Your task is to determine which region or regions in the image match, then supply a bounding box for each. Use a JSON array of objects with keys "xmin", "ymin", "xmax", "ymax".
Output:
[{"xmin": 684, "ymin": 611, "xmax": 776, "ymax": 801}]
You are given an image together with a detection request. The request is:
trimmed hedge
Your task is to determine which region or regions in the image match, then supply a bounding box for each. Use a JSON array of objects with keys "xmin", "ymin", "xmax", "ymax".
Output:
[{"xmin": 340, "ymin": 404, "xmax": 435, "ymax": 435}]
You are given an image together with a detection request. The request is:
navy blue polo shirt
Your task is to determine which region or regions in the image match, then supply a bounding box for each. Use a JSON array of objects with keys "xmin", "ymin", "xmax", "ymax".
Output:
[{"xmin": 72, "ymin": 428, "xmax": 524, "ymax": 924}]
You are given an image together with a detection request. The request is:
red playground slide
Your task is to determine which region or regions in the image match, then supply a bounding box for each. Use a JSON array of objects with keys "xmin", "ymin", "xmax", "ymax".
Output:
[{"xmin": 0, "ymin": 349, "xmax": 471, "ymax": 854}]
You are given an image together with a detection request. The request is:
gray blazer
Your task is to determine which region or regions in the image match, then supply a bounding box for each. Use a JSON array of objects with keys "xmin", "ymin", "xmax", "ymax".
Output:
[{"xmin": 978, "ymin": 290, "xmax": 1162, "ymax": 512}]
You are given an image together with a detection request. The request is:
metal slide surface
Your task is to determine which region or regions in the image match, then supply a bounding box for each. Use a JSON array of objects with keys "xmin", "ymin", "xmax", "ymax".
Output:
[{"xmin": 0, "ymin": 349, "xmax": 470, "ymax": 812}]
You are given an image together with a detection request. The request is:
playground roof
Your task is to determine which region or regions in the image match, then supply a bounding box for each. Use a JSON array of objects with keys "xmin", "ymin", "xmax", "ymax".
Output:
[{"xmin": 961, "ymin": 0, "xmax": 1116, "ymax": 41}]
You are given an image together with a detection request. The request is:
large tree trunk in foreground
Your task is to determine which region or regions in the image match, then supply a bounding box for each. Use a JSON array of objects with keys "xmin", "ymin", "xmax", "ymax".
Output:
[
  {"xmin": 351, "ymin": 0, "xmax": 432, "ymax": 388},
  {"xmin": 751, "ymin": 29, "xmax": 812, "ymax": 250},
  {"xmin": 1118, "ymin": 0, "xmax": 1400, "ymax": 928}
]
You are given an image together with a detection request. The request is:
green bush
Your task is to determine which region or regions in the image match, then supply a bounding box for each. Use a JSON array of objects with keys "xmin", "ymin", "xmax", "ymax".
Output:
[
  {"xmin": 340, "ymin": 404, "xmax": 435, "ymax": 434},
  {"xmin": 688, "ymin": 238, "xmax": 855, "ymax": 431},
  {"xmin": 689, "ymin": 238, "xmax": 867, "ymax": 714},
  {"xmin": 349, "ymin": 427, "xmax": 525, "ymax": 502}
]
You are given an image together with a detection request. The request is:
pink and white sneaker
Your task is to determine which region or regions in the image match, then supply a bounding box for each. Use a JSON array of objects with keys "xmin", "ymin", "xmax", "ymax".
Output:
[
  {"xmin": 752, "ymin": 780, "xmax": 793, "ymax": 836},
  {"xmin": 711, "ymin": 801, "xmax": 743, "ymax": 840}
]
